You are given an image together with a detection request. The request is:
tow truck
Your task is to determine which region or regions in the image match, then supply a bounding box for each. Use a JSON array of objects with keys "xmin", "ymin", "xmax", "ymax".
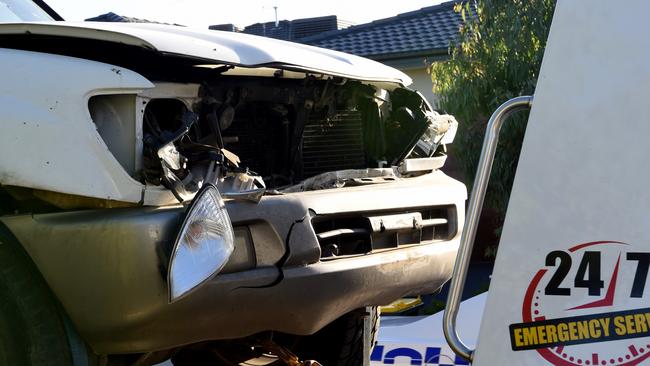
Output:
[{"xmin": 442, "ymin": 0, "xmax": 650, "ymax": 365}]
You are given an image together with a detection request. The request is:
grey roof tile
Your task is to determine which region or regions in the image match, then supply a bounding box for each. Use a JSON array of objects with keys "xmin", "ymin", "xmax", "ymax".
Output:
[{"xmin": 299, "ymin": 1, "xmax": 467, "ymax": 58}]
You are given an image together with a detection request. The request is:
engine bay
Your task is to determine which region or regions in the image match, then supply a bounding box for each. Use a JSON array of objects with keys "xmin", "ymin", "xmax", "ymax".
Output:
[{"xmin": 128, "ymin": 76, "xmax": 456, "ymax": 202}]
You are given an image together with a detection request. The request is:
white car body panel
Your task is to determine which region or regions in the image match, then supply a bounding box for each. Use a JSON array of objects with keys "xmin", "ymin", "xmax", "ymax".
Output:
[
  {"xmin": 0, "ymin": 22, "xmax": 412, "ymax": 85},
  {"xmin": 0, "ymin": 48, "xmax": 153, "ymax": 202}
]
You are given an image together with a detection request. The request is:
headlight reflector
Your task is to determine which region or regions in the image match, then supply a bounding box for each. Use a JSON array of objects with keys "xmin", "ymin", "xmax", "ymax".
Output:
[{"xmin": 168, "ymin": 184, "xmax": 234, "ymax": 302}]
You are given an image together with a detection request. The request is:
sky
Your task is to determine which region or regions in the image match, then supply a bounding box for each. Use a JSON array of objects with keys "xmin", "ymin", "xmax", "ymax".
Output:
[{"xmin": 45, "ymin": 0, "xmax": 447, "ymax": 29}]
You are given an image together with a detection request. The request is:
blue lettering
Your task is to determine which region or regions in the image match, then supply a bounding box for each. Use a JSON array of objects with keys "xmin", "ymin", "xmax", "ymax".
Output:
[
  {"xmin": 371, "ymin": 345, "xmax": 468, "ymax": 365},
  {"xmin": 424, "ymin": 347, "xmax": 441, "ymax": 364},
  {"xmin": 370, "ymin": 345, "xmax": 384, "ymax": 362},
  {"xmin": 383, "ymin": 347, "xmax": 423, "ymax": 365},
  {"xmin": 454, "ymin": 354, "xmax": 470, "ymax": 365}
]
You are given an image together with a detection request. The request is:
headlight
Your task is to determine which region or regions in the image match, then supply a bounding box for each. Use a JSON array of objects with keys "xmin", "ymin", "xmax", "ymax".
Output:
[
  {"xmin": 168, "ymin": 183, "xmax": 234, "ymax": 302},
  {"xmin": 414, "ymin": 112, "xmax": 459, "ymax": 157}
]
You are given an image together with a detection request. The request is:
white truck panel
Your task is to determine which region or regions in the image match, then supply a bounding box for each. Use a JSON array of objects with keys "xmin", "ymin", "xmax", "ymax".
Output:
[
  {"xmin": 0, "ymin": 48, "xmax": 153, "ymax": 202},
  {"xmin": 473, "ymin": 1, "xmax": 650, "ymax": 365}
]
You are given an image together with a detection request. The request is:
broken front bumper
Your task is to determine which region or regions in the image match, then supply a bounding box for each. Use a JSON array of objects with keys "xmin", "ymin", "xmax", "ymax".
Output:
[
  {"xmin": 0, "ymin": 171, "xmax": 465, "ymax": 354},
  {"xmin": 132, "ymin": 238, "xmax": 459, "ymax": 353}
]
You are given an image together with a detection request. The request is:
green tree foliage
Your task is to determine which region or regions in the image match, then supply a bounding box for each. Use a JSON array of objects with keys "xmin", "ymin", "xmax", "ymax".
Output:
[{"xmin": 430, "ymin": 0, "xmax": 555, "ymax": 214}]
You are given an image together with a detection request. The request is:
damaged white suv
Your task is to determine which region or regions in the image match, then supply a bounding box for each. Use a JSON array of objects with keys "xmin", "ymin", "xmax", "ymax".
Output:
[{"xmin": 0, "ymin": 1, "xmax": 466, "ymax": 365}]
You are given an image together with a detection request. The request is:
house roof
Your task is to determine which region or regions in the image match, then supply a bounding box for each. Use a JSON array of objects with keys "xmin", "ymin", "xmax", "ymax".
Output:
[
  {"xmin": 85, "ymin": 12, "xmax": 180, "ymax": 26},
  {"xmin": 301, "ymin": 1, "xmax": 464, "ymax": 66},
  {"xmin": 209, "ymin": 15, "xmax": 354, "ymax": 42}
]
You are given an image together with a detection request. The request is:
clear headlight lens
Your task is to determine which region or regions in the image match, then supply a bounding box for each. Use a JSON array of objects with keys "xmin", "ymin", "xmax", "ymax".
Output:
[
  {"xmin": 168, "ymin": 184, "xmax": 234, "ymax": 302},
  {"xmin": 414, "ymin": 113, "xmax": 459, "ymax": 157}
]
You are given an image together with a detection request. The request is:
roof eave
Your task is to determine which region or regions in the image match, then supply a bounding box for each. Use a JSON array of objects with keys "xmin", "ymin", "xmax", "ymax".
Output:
[{"xmin": 363, "ymin": 48, "xmax": 450, "ymax": 69}]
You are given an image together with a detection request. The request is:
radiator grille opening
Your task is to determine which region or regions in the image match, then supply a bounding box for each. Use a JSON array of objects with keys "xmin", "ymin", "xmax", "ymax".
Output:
[
  {"xmin": 301, "ymin": 110, "xmax": 366, "ymax": 178},
  {"xmin": 312, "ymin": 205, "xmax": 457, "ymax": 258}
]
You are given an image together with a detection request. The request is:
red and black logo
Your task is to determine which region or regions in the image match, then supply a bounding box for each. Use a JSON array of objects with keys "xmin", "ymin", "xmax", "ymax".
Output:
[{"xmin": 510, "ymin": 241, "xmax": 650, "ymax": 365}]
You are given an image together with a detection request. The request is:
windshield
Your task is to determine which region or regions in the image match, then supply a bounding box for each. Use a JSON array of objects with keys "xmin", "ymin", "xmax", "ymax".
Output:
[{"xmin": 0, "ymin": 0, "xmax": 53, "ymax": 22}]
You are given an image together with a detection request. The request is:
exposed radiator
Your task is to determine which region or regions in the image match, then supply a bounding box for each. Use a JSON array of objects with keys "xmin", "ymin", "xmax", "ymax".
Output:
[{"xmin": 302, "ymin": 110, "xmax": 366, "ymax": 178}]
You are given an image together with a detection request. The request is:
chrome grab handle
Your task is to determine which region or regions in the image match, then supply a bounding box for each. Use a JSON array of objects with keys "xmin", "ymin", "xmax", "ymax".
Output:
[{"xmin": 442, "ymin": 96, "xmax": 533, "ymax": 361}]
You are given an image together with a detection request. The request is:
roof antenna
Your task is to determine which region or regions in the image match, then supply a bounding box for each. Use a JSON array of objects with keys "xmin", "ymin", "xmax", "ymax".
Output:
[{"xmin": 274, "ymin": 6, "xmax": 279, "ymax": 27}]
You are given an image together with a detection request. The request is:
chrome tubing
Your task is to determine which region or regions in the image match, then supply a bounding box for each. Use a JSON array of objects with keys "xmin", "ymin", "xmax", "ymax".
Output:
[{"xmin": 442, "ymin": 96, "xmax": 533, "ymax": 361}]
